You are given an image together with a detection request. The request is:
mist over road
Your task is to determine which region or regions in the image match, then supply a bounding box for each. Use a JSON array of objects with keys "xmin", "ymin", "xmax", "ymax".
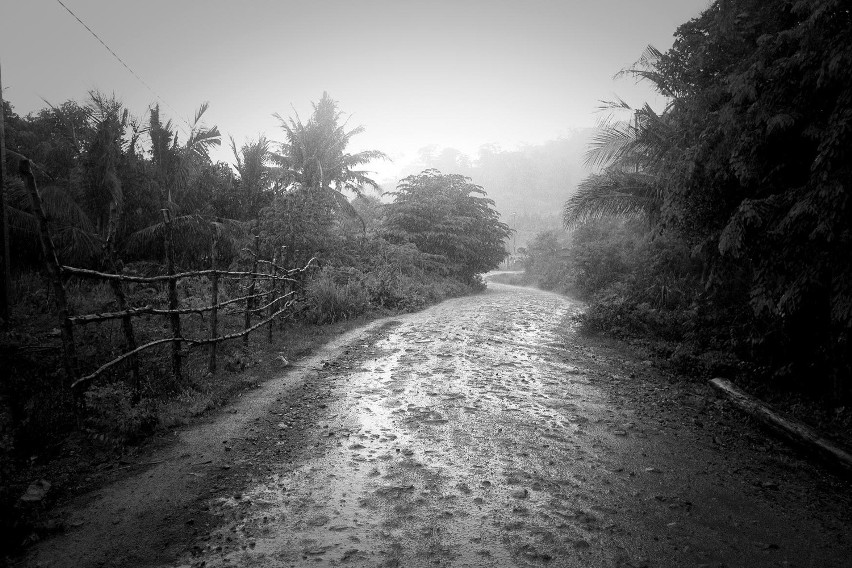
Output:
[{"xmin": 29, "ymin": 282, "xmax": 852, "ymax": 568}]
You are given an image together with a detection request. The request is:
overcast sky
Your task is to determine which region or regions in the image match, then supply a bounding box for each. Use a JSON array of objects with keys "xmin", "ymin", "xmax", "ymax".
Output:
[{"xmin": 1, "ymin": 0, "xmax": 709, "ymax": 182}]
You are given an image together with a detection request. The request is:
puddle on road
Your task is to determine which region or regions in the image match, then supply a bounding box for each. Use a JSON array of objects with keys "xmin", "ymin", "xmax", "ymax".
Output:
[{"xmin": 181, "ymin": 286, "xmax": 636, "ymax": 567}]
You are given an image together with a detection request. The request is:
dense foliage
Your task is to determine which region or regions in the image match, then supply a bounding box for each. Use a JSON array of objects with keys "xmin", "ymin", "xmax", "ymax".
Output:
[
  {"xmin": 0, "ymin": 92, "xmax": 510, "ymax": 480},
  {"xmin": 557, "ymin": 0, "xmax": 852, "ymax": 401},
  {"xmin": 384, "ymin": 169, "xmax": 511, "ymax": 283}
]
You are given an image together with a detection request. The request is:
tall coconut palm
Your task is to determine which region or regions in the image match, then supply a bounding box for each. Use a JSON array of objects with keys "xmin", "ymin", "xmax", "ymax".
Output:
[
  {"xmin": 271, "ymin": 92, "xmax": 387, "ymax": 225},
  {"xmin": 148, "ymin": 102, "xmax": 221, "ymax": 210},
  {"xmin": 124, "ymin": 103, "xmax": 232, "ymax": 263},
  {"xmin": 81, "ymin": 91, "xmax": 129, "ymax": 247},
  {"xmin": 230, "ymin": 134, "xmax": 274, "ymax": 220}
]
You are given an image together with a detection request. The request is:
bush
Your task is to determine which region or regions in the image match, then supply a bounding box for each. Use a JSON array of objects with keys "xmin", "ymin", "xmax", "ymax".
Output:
[
  {"xmin": 84, "ymin": 383, "xmax": 158, "ymax": 444},
  {"xmin": 567, "ymin": 223, "xmax": 634, "ymax": 298},
  {"xmin": 301, "ymin": 262, "xmax": 478, "ymax": 325},
  {"xmin": 303, "ymin": 267, "xmax": 372, "ymax": 324},
  {"xmin": 580, "ymin": 287, "xmax": 693, "ymax": 341},
  {"xmin": 519, "ymin": 230, "xmax": 567, "ymax": 292},
  {"xmin": 520, "ymin": 221, "xmax": 710, "ymax": 347}
]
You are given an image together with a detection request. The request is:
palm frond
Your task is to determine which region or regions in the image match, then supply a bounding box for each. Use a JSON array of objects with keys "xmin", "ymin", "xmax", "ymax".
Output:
[
  {"xmin": 6, "ymin": 205, "xmax": 38, "ymax": 236},
  {"xmin": 38, "ymin": 185, "xmax": 97, "ymax": 234},
  {"xmin": 615, "ymin": 45, "xmax": 676, "ymax": 97},
  {"xmin": 55, "ymin": 224, "xmax": 102, "ymax": 263},
  {"xmin": 210, "ymin": 217, "xmax": 252, "ymax": 240},
  {"xmin": 585, "ymin": 116, "xmax": 636, "ymax": 170},
  {"xmin": 342, "ymin": 150, "xmax": 388, "ymax": 166},
  {"xmin": 185, "ymin": 124, "xmax": 222, "ymax": 161},
  {"xmin": 229, "ymin": 135, "xmax": 244, "ymax": 172},
  {"xmin": 595, "ymin": 96, "xmax": 633, "ymax": 113},
  {"xmin": 563, "ymin": 171, "xmax": 658, "ymax": 228},
  {"xmin": 123, "ymin": 213, "xmax": 211, "ymax": 256},
  {"xmin": 192, "ymin": 102, "xmax": 210, "ymax": 128},
  {"xmin": 321, "ymin": 187, "xmax": 366, "ymax": 233}
]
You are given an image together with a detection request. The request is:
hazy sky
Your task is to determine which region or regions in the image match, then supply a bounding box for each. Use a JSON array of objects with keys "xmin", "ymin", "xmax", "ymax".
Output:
[{"xmin": 1, "ymin": 0, "xmax": 709, "ymax": 182}]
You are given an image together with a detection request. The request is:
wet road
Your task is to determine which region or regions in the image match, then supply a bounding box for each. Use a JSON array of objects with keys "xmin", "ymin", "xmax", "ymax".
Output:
[{"xmin": 175, "ymin": 282, "xmax": 852, "ymax": 568}]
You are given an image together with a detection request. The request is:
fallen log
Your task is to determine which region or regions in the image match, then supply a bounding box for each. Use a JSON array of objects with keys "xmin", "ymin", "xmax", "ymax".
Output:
[{"xmin": 709, "ymin": 377, "xmax": 852, "ymax": 474}]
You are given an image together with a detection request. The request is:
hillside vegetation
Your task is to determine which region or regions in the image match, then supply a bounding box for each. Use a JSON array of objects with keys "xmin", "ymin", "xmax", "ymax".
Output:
[{"xmin": 522, "ymin": 0, "xmax": 851, "ymax": 426}]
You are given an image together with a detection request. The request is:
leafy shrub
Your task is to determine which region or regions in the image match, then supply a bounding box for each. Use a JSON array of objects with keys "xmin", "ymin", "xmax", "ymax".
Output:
[
  {"xmin": 83, "ymin": 383, "xmax": 157, "ymax": 444},
  {"xmin": 567, "ymin": 222, "xmax": 634, "ymax": 298},
  {"xmin": 303, "ymin": 267, "xmax": 372, "ymax": 324},
  {"xmin": 384, "ymin": 169, "xmax": 511, "ymax": 283},
  {"xmin": 580, "ymin": 288, "xmax": 693, "ymax": 341},
  {"xmin": 522, "ymin": 221, "xmax": 707, "ymax": 347}
]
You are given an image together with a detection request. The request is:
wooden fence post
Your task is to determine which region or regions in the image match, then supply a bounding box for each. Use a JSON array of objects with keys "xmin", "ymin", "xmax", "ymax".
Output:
[
  {"xmin": 243, "ymin": 235, "xmax": 260, "ymax": 346},
  {"xmin": 208, "ymin": 233, "xmax": 219, "ymax": 374},
  {"xmin": 162, "ymin": 208, "xmax": 182, "ymax": 383},
  {"xmin": 279, "ymin": 246, "xmax": 288, "ymax": 332},
  {"xmin": 109, "ymin": 269, "xmax": 141, "ymax": 400},
  {"xmin": 19, "ymin": 160, "xmax": 80, "ymax": 394},
  {"xmin": 104, "ymin": 202, "xmax": 141, "ymax": 402},
  {"xmin": 267, "ymin": 251, "xmax": 277, "ymax": 344}
]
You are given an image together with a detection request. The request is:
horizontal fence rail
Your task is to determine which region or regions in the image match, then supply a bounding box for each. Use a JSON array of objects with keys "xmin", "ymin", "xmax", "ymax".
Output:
[
  {"xmin": 60, "ymin": 265, "xmax": 303, "ymax": 282},
  {"xmin": 67, "ymin": 285, "xmax": 287, "ymax": 324},
  {"xmin": 64, "ymin": 265, "xmax": 310, "ymax": 393},
  {"xmin": 70, "ymin": 296, "xmax": 298, "ymax": 390}
]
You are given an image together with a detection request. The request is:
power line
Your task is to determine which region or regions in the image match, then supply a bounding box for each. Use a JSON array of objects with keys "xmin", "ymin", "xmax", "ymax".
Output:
[{"xmin": 54, "ymin": 0, "xmax": 192, "ymax": 134}]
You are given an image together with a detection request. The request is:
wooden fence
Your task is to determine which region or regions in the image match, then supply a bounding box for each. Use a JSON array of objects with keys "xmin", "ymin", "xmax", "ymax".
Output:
[{"xmin": 19, "ymin": 159, "xmax": 313, "ymax": 409}]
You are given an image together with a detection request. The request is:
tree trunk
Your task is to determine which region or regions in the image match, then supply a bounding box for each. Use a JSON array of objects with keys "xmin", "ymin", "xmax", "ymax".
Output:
[
  {"xmin": 209, "ymin": 233, "xmax": 219, "ymax": 374},
  {"xmin": 104, "ymin": 201, "xmax": 141, "ymax": 402},
  {"xmin": 268, "ymin": 251, "xmax": 277, "ymax": 344},
  {"xmin": 162, "ymin": 209, "xmax": 182, "ymax": 384},
  {"xmin": 19, "ymin": 160, "xmax": 80, "ymax": 397},
  {"xmin": 244, "ymin": 235, "xmax": 260, "ymax": 346}
]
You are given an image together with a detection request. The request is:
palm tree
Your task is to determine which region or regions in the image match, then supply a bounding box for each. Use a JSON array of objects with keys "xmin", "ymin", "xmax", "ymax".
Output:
[
  {"xmin": 271, "ymin": 92, "xmax": 387, "ymax": 225},
  {"xmin": 6, "ymin": 92, "xmax": 134, "ymax": 265},
  {"xmin": 563, "ymin": 47, "xmax": 677, "ymax": 228},
  {"xmin": 124, "ymin": 103, "xmax": 230, "ymax": 261},
  {"xmin": 148, "ymin": 102, "xmax": 221, "ymax": 210},
  {"xmin": 563, "ymin": 99, "xmax": 673, "ymax": 227},
  {"xmin": 230, "ymin": 134, "xmax": 274, "ymax": 220},
  {"xmin": 7, "ymin": 98, "xmax": 230, "ymax": 267}
]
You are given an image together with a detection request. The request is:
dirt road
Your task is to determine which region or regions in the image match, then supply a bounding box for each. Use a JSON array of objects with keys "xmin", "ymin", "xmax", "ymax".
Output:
[{"xmin": 27, "ymin": 282, "xmax": 852, "ymax": 567}]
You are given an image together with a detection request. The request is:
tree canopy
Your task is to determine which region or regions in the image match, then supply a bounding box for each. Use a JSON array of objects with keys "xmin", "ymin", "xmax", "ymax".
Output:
[
  {"xmin": 271, "ymin": 92, "xmax": 386, "ymax": 226},
  {"xmin": 385, "ymin": 169, "xmax": 511, "ymax": 282}
]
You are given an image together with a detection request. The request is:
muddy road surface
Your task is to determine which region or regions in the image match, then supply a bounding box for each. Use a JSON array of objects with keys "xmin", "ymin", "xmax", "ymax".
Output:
[{"xmin": 27, "ymin": 282, "xmax": 852, "ymax": 567}]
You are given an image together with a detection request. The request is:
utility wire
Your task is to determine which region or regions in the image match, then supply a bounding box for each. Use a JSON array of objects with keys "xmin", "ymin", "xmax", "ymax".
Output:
[{"xmin": 54, "ymin": 0, "xmax": 192, "ymax": 135}]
